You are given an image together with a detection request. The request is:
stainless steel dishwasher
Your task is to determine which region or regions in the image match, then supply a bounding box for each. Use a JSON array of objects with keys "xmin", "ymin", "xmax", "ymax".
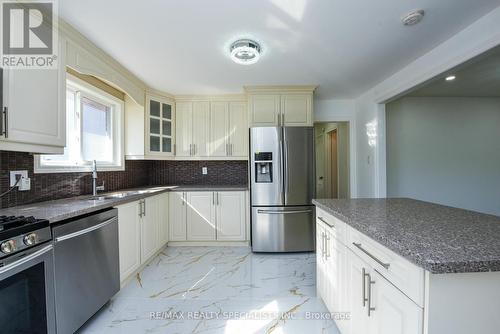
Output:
[{"xmin": 52, "ymin": 209, "xmax": 119, "ymax": 334}]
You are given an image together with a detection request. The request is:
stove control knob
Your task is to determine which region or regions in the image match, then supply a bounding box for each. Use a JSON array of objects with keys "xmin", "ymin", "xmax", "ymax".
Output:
[
  {"xmin": 23, "ymin": 233, "xmax": 38, "ymax": 246},
  {"xmin": 1, "ymin": 240, "xmax": 16, "ymax": 254}
]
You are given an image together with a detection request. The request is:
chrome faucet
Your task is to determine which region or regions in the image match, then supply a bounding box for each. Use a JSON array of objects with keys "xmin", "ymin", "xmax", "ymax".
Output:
[{"xmin": 92, "ymin": 160, "xmax": 105, "ymax": 196}]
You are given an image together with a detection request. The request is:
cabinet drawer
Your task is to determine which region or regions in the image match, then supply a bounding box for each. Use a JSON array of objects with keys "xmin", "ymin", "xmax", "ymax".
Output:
[
  {"xmin": 316, "ymin": 208, "xmax": 347, "ymax": 245},
  {"xmin": 347, "ymin": 226, "xmax": 425, "ymax": 307}
]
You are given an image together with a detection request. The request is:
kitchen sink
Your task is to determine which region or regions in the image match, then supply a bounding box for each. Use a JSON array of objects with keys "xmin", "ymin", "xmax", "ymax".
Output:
[{"xmin": 87, "ymin": 187, "xmax": 175, "ymax": 201}]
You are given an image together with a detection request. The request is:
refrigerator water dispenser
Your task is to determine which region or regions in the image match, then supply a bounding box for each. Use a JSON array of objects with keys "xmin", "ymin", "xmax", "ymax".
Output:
[{"xmin": 255, "ymin": 152, "xmax": 273, "ymax": 183}]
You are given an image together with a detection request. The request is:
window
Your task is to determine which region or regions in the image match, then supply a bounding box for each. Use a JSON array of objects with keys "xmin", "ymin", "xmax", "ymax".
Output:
[{"xmin": 35, "ymin": 74, "xmax": 124, "ymax": 173}]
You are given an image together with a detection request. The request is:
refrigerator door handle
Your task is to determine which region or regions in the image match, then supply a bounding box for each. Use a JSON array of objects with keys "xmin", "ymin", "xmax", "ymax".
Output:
[
  {"xmin": 284, "ymin": 140, "xmax": 290, "ymax": 196},
  {"xmin": 257, "ymin": 209, "xmax": 313, "ymax": 215},
  {"xmin": 279, "ymin": 139, "xmax": 285, "ymax": 203}
]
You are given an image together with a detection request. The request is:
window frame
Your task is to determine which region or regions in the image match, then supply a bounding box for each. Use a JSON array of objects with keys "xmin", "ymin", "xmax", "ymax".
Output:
[{"xmin": 34, "ymin": 73, "xmax": 125, "ymax": 173}]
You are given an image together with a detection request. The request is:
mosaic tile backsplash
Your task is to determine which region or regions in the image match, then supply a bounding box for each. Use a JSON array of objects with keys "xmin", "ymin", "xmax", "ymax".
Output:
[{"xmin": 0, "ymin": 151, "xmax": 248, "ymax": 208}]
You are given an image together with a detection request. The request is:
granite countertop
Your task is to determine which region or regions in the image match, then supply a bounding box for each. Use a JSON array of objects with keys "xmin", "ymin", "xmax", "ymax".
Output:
[
  {"xmin": 313, "ymin": 198, "xmax": 500, "ymax": 274},
  {"xmin": 0, "ymin": 185, "xmax": 248, "ymax": 224}
]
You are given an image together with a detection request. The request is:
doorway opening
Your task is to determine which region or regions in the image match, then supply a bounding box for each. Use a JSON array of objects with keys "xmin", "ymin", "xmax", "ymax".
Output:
[{"xmin": 314, "ymin": 122, "xmax": 350, "ymax": 199}]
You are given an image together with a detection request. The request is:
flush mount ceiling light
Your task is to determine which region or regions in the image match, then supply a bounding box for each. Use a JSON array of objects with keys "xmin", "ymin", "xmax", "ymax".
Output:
[
  {"xmin": 445, "ymin": 75, "xmax": 456, "ymax": 81},
  {"xmin": 230, "ymin": 39, "xmax": 261, "ymax": 65},
  {"xmin": 401, "ymin": 10, "xmax": 425, "ymax": 26}
]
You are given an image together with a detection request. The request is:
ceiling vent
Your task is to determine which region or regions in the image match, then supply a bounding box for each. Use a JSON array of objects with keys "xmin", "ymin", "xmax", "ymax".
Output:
[
  {"xmin": 230, "ymin": 39, "xmax": 261, "ymax": 65},
  {"xmin": 402, "ymin": 10, "xmax": 425, "ymax": 26}
]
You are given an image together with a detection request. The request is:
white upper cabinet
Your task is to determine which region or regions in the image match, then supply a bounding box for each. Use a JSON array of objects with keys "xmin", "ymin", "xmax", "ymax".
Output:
[
  {"xmin": 248, "ymin": 94, "xmax": 280, "ymax": 126},
  {"xmin": 228, "ymin": 101, "xmax": 248, "ymax": 157},
  {"xmin": 0, "ymin": 39, "xmax": 66, "ymax": 154},
  {"xmin": 175, "ymin": 101, "xmax": 193, "ymax": 157},
  {"xmin": 192, "ymin": 101, "xmax": 210, "ymax": 157},
  {"xmin": 210, "ymin": 101, "xmax": 229, "ymax": 156},
  {"xmin": 146, "ymin": 93, "xmax": 175, "ymax": 157},
  {"xmin": 246, "ymin": 86, "xmax": 316, "ymax": 127}
]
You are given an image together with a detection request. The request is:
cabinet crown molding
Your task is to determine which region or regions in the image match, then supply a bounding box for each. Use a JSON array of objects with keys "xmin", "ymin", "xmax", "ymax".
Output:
[
  {"xmin": 175, "ymin": 94, "xmax": 247, "ymax": 102},
  {"xmin": 244, "ymin": 85, "xmax": 318, "ymax": 94}
]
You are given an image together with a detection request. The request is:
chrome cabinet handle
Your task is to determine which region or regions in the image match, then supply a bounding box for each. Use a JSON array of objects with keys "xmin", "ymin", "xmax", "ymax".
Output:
[
  {"xmin": 353, "ymin": 242, "xmax": 390, "ymax": 269},
  {"xmin": 143, "ymin": 199, "xmax": 146, "ymax": 217},
  {"xmin": 318, "ymin": 216, "xmax": 335, "ymax": 229},
  {"xmin": 217, "ymin": 192, "xmax": 219, "ymax": 205},
  {"xmin": 212, "ymin": 192, "xmax": 215, "ymax": 205},
  {"xmin": 325, "ymin": 235, "xmax": 330, "ymax": 259},
  {"xmin": 1, "ymin": 107, "xmax": 7, "ymax": 138},
  {"xmin": 257, "ymin": 209, "xmax": 312, "ymax": 214},
  {"xmin": 277, "ymin": 113, "xmax": 281, "ymax": 126},
  {"xmin": 362, "ymin": 267, "xmax": 368, "ymax": 307},
  {"xmin": 367, "ymin": 273, "xmax": 376, "ymax": 316},
  {"xmin": 55, "ymin": 217, "xmax": 117, "ymax": 242},
  {"xmin": 230, "ymin": 143, "xmax": 233, "ymax": 156},
  {"xmin": 138, "ymin": 201, "xmax": 143, "ymax": 217}
]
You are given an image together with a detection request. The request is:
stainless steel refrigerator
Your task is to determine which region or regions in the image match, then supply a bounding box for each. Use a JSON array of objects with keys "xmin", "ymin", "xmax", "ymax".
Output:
[{"xmin": 250, "ymin": 127, "xmax": 315, "ymax": 252}]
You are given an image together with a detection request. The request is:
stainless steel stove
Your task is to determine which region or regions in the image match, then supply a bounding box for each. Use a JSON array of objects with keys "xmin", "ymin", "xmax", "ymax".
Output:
[
  {"xmin": 0, "ymin": 215, "xmax": 52, "ymax": 258},
  {"xmin": 0, "ymin": 215, "xmax": 56, "ymax": 334}
]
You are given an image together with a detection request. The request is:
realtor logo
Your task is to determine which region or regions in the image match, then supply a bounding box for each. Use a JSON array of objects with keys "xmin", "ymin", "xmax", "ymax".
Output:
[{"xmin": 1, "ymin": 0, "xmax": 58, "ymax": 69}]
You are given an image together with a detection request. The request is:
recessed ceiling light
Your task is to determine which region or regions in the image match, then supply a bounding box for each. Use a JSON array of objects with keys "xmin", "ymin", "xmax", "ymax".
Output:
[
  {"xmin": 445, "ymin": 75, "xmax": 456, "ymax": 81},
  {"xmin": 230, "ymin": 39, "xmax": 261, "ymax": 65},
  {"xmin": 402, "ymin": 10, "xmax": 425, "ymax": 26}
]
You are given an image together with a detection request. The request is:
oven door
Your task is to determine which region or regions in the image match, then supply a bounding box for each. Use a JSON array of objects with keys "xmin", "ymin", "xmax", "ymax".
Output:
[{"xmin": 0, "ymin": 243, "xmax": 56, "ymax": 334}]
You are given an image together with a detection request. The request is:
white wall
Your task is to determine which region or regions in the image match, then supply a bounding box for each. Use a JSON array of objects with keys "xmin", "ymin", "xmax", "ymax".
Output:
[
  {"xmin": 354, "ymin": 7, "xmax": 500, "ymax": 198},
  {"xmin": 386, "ymin": 97, "xmax": 500, "ymax": 216}
]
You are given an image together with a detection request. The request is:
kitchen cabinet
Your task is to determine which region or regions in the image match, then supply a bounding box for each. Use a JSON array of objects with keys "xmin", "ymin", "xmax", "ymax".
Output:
[
  {"xmin": 210, "ymin": 101, "xmax": 248, "ymax": 157},
  {"xmin": 246, "ymin": 86, "xmax": 315, "ymax": 127},
  {"xmin": 176, "ymin": 101, "xmax": 210, "ymax": 157},
  {"xmin": 116, "ymin": 193, "xmax": 169, "ymax": 283},
  {"xmin": 146, "ymin": 93, "xmax": 175, "ymax": 157},
  {"xmin": 316, "ymin": 207, "xmax": 423, "ymax": 334},
  {"xmin": 169, "ymin": 191, "xmax": 187, "ymax": 241},
  {"xmin": 117, "ymin": 200, "xmax": 141, "ymax": 283},
  {"xmin": 216, "ymin": 191, "xmax": 246, "ymax": 241},
  {"xmin": 169, "ymin": 190, "xmax": 247, "ymax": 243},
  {"xmin": 186, "ymin": 192, "xmax": 216, "ymax": 241},
  {"xmin": 0, "ymin": 39, "xmax": 66, "ymax": 154}
]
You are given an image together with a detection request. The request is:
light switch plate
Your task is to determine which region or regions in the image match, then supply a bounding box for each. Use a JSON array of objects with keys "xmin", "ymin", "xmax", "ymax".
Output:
[
  {"xmin": 10, "ymin": 170, "xmax": 28, "ymax": 187},
  {"xmin": 202, "ymin": 167, "xmax": 208, "ymax": 175}
]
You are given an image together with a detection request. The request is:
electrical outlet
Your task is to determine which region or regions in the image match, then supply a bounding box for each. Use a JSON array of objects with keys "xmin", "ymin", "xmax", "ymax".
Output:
[
  {"xmin": 202, "ymin": 167, "xmax": 208, "ymax": 175},
  {"xmin": 10, "ymin": 170, "xmax": 28, "ymax": 187}
]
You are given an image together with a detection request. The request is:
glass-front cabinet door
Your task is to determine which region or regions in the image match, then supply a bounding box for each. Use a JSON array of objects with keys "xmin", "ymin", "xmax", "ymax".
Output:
[{"xmin": 146, "ymin": 94, "xmax": 175, "ymax": 156}]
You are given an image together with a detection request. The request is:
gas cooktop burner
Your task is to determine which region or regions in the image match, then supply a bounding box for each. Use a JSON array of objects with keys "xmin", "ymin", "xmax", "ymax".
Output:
[{"xmin": 0, "ymin": 215, "xmax": 47, "ymax": 231}]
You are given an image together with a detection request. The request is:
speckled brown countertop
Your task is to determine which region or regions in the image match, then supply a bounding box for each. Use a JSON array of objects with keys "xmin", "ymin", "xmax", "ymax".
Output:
[
  {"xmin": 313, "ymin": 198, "xmax": 500, "ymax": 274},
  {"xmin": 0, "ymin": 185, "xmax": 248, "ymax": 224}
]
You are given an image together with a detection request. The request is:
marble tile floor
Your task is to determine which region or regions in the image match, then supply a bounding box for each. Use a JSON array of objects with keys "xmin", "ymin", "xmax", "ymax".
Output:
[{"xmin": 79, "ymin": 247, "xmax": 342, "ymax": 334}]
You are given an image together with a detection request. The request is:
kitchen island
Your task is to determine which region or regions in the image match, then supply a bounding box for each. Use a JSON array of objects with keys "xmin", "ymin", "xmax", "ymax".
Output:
[{"xmin": 313, "ymin": 198, "xmax": 500, "ymax": 334}]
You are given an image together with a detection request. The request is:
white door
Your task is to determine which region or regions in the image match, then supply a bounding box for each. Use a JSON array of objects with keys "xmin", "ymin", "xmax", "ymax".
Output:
[
  {"xmin": 158, "ymin": 193, "xmax": 169, "ymax": 247},
  {"xmin": 281, "ymin": 94, "xmax": 312, "ymax": 126},
  {"xmin": 347, "ymin": 252, "xmax": 370, "ymax": 334},
  {"xmin": 249, "ymin": 94, "xmax": 280, "ymax": 126},
  {"xmin": 210, "ymin": 101, "xmax": 229, "ymax": 156},
  {"xmin": 2, "ymin": 42, "xmax": 65, "ymax": 147},
  {"xmin": 169, "ymin": 192, "xmax": 187, "ymax": 241},
  {"xmin": 117, "ymin": 200, "xmax": 142, "ymax": 283},
  {"xmin": 369, "ymin": 271, "xmax": 423, "ymax": 334},
  {"xmin": 216, "ymin": 191, "xmax": 246, "ymax": 241},
  {"xmin": 192, "ymin": 101, "xmax": 210, "ymax": 157},
  {"xmin": 186, "ymin": 192, "xmax": 216, "ymax": 240},
  {"xmin": 175, "ymin": 101, "xmax": 193, "ymax": 157},
  {"xmin": 228, "ymin": 101, "xmax": 248, "ymax": 157},
  {"xmin": 141, "ymin": 196, "xmax": 160, "ymax": 262}
]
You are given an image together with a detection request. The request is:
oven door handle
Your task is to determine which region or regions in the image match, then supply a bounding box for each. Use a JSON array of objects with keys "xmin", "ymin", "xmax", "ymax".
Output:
[
  {"xmin": 55, "ymin": 217, "xmax": 117, "ymax": 243},
  {"xmin": 257, "ymin": 209, "xmax": 313, "ymax": 215},
  {"xmin": 0, "ymin": 244, "xmax": 53, "ymax": 275}
]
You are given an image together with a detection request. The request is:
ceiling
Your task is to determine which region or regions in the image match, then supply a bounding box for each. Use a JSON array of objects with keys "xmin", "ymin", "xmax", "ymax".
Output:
[
  {"xmin": 407, "ymin": 45, "xmax": 500, "ymax": 97},
  {"xmin": 59, "ymin": 0, "xmax": 500, "ymax": 99}
]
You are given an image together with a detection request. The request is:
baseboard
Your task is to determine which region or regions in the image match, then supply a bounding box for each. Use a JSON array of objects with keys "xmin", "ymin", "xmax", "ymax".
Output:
[{"xmin": 167, "ymin": 241, "xmax": 250, "ymax": 247}]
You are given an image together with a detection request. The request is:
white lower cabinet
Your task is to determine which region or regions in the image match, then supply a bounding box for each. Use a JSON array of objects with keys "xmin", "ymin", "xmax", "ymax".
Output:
[
  {"xmin": 117, "ymin": 193, "xmax": 169, "ymax": 283},
  {"xmin": 169, "ymin": 192, "xmax": 187, "ymax": 241},
  {"xmin": 316, "ymin": 210, "xmax": 423, "ymax": 334},
  {"xmin": 169, "ymin": 191, "xmax": 247, "ymax": 242},
  {"xmin": 187, "ymin": 192, "xmax": 216, "ymax": 241},
  {"xmin": 117, "ymin": 201, "xmax": 142, "ymax": 282}
]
